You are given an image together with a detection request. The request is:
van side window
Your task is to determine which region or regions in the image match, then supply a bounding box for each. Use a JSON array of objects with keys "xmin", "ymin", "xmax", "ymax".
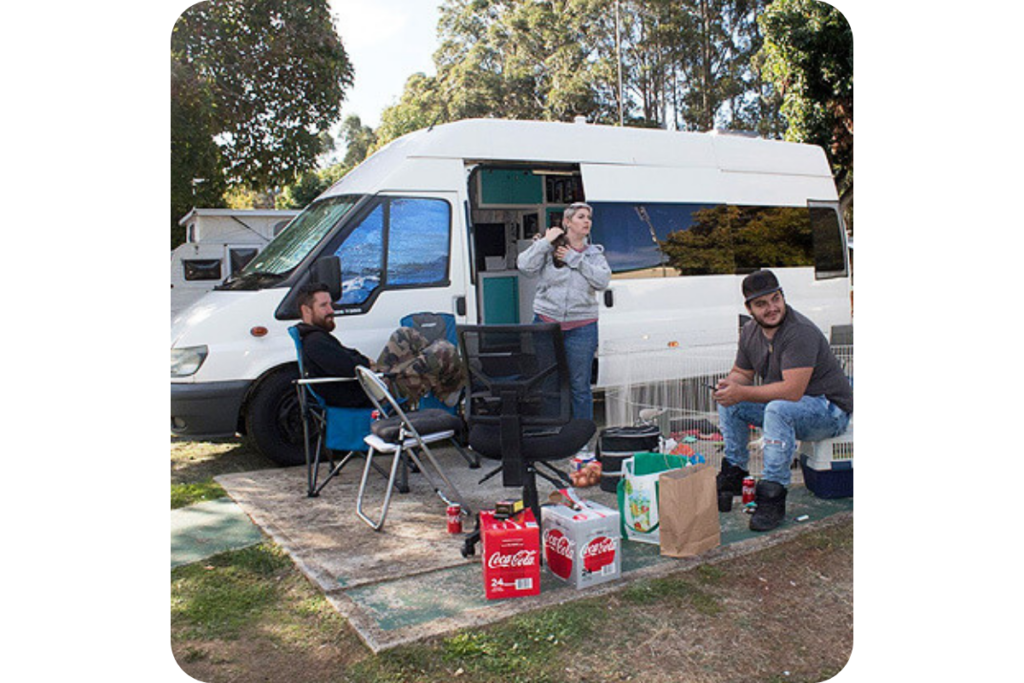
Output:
[
  {"xmin": 387, "ymin": 198, "xmax": 451, "ymax": 287},
  {"xmin": 332, "ymin": 197, "xmax": 451, "ymax": 307},
  {"xmin": 593, "ymin": 202, "xmax": 831, "ymax": 278}
]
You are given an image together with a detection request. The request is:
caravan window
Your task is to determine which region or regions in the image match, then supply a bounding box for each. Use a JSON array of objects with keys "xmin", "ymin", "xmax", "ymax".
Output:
[
  {"xmin": 183, "ymin": 259, "xmax": 222, "ymax": 281},
  {"xmin": 332, "ymin": 197, "xmax": 451, "ymax": 306},
  {"xmin": 592, "ymin": 202, "xmax": 845, "ymax": 279},
  {"xmin": 229, "ymin": 248, "xmax": 259, "ymax": 276}
]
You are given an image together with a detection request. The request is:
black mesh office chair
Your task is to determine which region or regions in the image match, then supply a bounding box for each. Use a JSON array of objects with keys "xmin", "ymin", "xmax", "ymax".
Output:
[{"xmin": 456, "ymin": 323, "xmax": 595, "ymax": 555}]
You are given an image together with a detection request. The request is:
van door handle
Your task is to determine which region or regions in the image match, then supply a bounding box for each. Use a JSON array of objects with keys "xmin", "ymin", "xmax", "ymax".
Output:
[
  {"xmin": 455, "ymin": 296, "xmax": 466, "ymax": 316},
  {"xmin": 604, "ymin": 290, "xmax": 614, "ymax": 308}
]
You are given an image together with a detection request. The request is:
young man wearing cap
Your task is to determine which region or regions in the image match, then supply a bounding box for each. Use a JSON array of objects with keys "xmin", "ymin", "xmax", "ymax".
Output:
[{"xmin": 712, "ymin": 269, "xmax": 853, "ymax": 531}]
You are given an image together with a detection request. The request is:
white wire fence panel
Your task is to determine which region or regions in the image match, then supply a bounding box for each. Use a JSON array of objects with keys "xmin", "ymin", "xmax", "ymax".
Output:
[
  {"xmin": 600, "ymin": 343, "xmax": 853, "ymax": 479},
  {"xmin": 602, "ymin": 344, "xmax": 735, "ymax": 470}
]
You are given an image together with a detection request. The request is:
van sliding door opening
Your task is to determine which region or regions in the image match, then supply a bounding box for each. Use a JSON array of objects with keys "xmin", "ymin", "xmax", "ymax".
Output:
[{"xmin": 466, "ymin": 164, "xmax": 583, "ymax": 325}]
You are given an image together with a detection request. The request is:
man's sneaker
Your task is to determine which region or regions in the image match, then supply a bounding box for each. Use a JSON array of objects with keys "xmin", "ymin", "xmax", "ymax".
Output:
[
  {"xmin": 716, "ymin": 459, "xmax": 748, "ymax": 496},
  {"xmin": 749, "ymin": 480, "xmax": 787, "ymax": 532}
]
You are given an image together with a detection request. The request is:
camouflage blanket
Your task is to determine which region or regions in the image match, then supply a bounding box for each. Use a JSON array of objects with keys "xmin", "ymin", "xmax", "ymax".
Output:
[{"xmin": 376, "ymin": 327, "xmax": 464, "ymax": 406}]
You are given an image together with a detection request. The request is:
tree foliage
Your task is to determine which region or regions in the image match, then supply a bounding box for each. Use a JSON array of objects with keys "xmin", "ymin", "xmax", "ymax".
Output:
[
  {"xmin": 170, "ymin": 0, "xmax": 353, "ymax": 245},
  {"xmin": 758, "ymin": 0, "xmax": 853, "ymax": 223},
  {"xmin": 371, "ymin": 0, "xmax": 806, "ymax": 150}
]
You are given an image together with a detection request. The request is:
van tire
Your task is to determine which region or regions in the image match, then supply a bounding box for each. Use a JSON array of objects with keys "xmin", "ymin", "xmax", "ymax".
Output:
[{"xmin": 244, "ymin": 365, "xmax": 305, "ymax": 467}]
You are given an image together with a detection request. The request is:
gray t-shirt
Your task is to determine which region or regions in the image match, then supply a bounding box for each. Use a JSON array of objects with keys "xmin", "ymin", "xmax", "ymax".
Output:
[{"xmin": 735, "ymin": 306, "xmax": 853, "ymax": 414}]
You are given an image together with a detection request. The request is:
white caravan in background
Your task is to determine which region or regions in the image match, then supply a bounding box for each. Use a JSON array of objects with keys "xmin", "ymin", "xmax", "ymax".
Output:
[
  {"xmin": 171, "ymin": 118, "xmax": 851, "ymax": 466},
  {"xmin": 171, "ymin": 208, "xmax": 299, "ymax": 317}
]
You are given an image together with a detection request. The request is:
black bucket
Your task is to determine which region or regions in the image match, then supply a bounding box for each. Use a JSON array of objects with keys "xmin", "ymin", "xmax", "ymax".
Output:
[
  {"xmin": 597, "ymin": 425, "xmax": 662, "ymax": 492},
  {"xmin": 597, "ymin": 425, "xmax": 660, "ymax": 464}
]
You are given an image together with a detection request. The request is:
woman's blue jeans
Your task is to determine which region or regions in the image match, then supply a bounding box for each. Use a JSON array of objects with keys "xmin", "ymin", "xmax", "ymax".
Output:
[
  {"xmin": 535, "ymin": 316, "xmax": 598, "ymax": 421},
  {"xmin": 717, "ymin": 395, "xmax": 850, "ymax": 486}
]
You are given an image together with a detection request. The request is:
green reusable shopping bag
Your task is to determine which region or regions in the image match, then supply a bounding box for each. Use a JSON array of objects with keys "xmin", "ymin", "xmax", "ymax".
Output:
[{"xmin": 617, "ymin": 452, "xmax": 687, "ymax": 545}]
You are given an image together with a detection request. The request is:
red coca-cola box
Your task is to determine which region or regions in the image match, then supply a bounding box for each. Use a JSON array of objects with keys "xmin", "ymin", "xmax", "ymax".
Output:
[
  {"xmin": 542, "ymin": 498, "xmax": 621, "ymax": 590},
  {"xmin": 480, "ymin": 508, "xmax": 541, "ymax": 600}
]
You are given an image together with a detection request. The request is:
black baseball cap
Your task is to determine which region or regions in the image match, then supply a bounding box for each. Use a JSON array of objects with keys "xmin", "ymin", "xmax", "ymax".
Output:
[{"xmin": 742, "ymin": 269, "xmax": 782, "ymax": 304}]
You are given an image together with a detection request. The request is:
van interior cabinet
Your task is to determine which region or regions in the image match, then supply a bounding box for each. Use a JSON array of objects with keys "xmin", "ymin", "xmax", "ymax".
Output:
[
  {"xmin": 478, "ymin": 272, "xmax": 520, "ymax": 324},
  {"xmin": 479, "ymin": 169, "xmax": 543, "ymax": 205}
]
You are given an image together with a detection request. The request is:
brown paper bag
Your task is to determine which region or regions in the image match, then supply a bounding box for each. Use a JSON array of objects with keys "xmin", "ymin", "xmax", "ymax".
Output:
[{"xmin": 657, "ymin": 464, "xmax": 721, "ymax": 558}]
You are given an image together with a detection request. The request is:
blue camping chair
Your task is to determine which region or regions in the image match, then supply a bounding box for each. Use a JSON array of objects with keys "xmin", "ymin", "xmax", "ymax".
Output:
[{"xmin": 288, "ymin": 326, "xmax": 380, "ymax": 498}]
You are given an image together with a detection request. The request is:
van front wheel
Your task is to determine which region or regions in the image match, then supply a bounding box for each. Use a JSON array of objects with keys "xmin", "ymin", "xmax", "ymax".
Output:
[{"xmin": 244, "ymin": 366, "xmax": 305, "ymax": 467}]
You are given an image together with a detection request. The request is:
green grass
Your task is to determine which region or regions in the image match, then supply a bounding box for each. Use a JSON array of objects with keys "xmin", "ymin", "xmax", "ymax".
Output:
[
  {"xmin": 171, "ymin": 478, "xmax": 227, "ymax": 509},
  {"xmin": 347, "ymin": 600, "xmax": 604, "ymax": 683},
  {"xmin": 621, "ymin": 574, "xmax": 724, "ymax": 616},
  {"xmin": 171, "ymin": 543, "xmax": 293, "ymax": 640}
]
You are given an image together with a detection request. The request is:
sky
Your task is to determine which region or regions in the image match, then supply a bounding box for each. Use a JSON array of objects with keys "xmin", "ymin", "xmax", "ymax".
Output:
[{"xmin": 328, "ymin": 0, "xmax": 442, "ymax": 130}]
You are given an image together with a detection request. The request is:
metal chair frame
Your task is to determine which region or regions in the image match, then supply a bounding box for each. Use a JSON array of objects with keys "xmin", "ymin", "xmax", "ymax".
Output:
[{"xmin": 354, "ymin": 365, "xmax": 471, "ymax": 531}]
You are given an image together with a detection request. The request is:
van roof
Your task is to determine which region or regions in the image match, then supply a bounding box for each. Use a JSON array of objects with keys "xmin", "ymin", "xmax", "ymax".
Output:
[
  {"xmin": 411, "ymin": 119, "xmax": 824, "ymax": 171},
  {"xmin": 324, "ymin": 118, "xmax": 835, "ymax": 202}
]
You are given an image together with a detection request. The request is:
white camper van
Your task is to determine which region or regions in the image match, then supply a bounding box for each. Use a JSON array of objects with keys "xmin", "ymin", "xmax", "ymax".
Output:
[
  {"xmin": 171, "ymin": 119, "xmax": 851, "ymax": 465},
  {"xmin": 171, "ymin": 208, "xmax": 300, "ymax": 317}
]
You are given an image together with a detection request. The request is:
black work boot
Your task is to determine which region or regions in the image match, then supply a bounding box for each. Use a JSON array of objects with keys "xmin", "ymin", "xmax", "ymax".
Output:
[
  {"xmin": 749, "ymin": 480, "xmax": 787, "ymax": 532},
  {"xmin": 716, "ymin": 459, "xmax": 749, "ymax": 496}
]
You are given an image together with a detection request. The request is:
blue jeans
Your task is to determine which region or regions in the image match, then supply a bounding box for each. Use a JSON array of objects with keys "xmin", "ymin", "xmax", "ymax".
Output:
[
  {"xmin": 718, "ymin": 395, "xmax": 850, "ymax": 486},
  {"xmin": 535, "ymin": 316, "xmax": 598, "ymax": 421}
]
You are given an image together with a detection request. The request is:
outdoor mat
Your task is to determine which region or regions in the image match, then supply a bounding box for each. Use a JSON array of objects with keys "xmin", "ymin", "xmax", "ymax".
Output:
[{"xmin": 216, "ymin": 446, "xmax": 852, "ymax": 652}]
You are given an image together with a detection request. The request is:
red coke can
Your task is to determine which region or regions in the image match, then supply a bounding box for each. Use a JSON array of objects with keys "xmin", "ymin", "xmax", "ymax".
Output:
[
  {"xmin": 447, "ymin": 504, "xmax": 462, "ymax": 534},
  {"xmin": 742, "ymin": 477, "xmax": 756, "ymax": 505}
]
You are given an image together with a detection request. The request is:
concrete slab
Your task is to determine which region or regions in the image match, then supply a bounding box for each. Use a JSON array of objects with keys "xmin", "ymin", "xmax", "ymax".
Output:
[
  {"xmin": 170, "ymin": 497, "xmax": 265, "ymax": 568},
  {"xmin": 215, "ymin": 446, "xmax": 852, "ymax": 652}
]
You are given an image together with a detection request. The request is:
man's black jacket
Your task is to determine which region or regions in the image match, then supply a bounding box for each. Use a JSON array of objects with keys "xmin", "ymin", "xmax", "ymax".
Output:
[{"xmin": 295, "ymin": 323, "xmax": 373, "ymax": 408}]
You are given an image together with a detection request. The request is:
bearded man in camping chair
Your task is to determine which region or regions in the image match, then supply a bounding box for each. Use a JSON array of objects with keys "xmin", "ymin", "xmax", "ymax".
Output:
[{"xmin": 294, "ymin": 282, "xmax": 463, "ymax": 409}]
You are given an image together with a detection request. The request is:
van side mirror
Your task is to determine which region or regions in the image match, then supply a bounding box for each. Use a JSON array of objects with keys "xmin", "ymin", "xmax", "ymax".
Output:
[{"xmin": 311, "ymin": 256, "xmax": 342, "ymax": 302}]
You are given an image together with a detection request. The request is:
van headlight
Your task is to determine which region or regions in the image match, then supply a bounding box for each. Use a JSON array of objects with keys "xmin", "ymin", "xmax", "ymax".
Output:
[{"xmin": 171, "ymin": 345, "xmax": 208, "ymax": 377}]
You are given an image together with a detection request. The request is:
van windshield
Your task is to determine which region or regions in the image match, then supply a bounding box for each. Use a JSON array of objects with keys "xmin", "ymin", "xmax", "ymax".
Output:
[{"xmin": 226, "ymin": 195, "xmax": 361, "ymax": 286}]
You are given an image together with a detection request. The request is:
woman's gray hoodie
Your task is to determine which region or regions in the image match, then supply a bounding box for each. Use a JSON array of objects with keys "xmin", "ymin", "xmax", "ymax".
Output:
[{"xmin": 517, "ymin": 238, "xmax": 611, "ymax": 322}]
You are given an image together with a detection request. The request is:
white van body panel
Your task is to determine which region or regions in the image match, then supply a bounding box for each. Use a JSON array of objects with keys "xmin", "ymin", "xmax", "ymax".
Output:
[{"xmin": 171, "ymin": 289, "xmax": 296, "ymax": 383}]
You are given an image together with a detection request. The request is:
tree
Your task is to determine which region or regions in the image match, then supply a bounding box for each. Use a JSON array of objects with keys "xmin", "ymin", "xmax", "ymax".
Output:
[
  {"xmin": 758, "ymin": 0, "xmax": 853, "ymax": 227},
  {"xmin": 375, "ymin": 0, "xmax": 787, "ymax": 144},
  {"xmin": 171, "ymin": 0, "xmax": 354, "ymax": 246},
  {"xmin": 340, "ymin": 115, "xmax": 377, "ymax": 167},
  {"xmin": 171, "ymin": 59, "xmax": 228, "ymax": 246}
]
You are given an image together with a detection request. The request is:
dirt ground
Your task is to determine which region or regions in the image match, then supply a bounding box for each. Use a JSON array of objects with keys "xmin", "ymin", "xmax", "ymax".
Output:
[{"xmin": 171, "ymin": 438, "xmax": 853, "ymax": 683}]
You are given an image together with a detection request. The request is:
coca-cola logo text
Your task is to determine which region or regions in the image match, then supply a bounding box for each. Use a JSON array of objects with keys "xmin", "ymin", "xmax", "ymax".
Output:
[
  {"xmin": 486, "ymin": 549, "xmax": 538, "ymax": 569},
  {"xmin": 543, "ymin": 529, "xmax": 574, "ymax": 580},
  {"xmin": 544, "ymin": 530, "xmax": 575, "ymax": 558},
  {"xmin": 582, "ymin": 536, "xmax": 616, "ymax": 558},
  {"xmin": 582, "ymin": 536, "xmax": 617, "ymax": 573}
]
